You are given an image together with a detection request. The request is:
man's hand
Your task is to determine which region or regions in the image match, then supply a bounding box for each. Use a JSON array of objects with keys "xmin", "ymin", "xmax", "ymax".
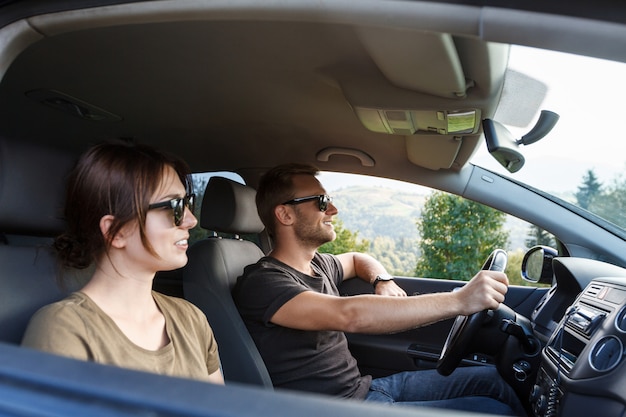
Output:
[
  {"xmin": 375, "ymin": 280, "xmax": 407, "ymax": 297},
  {"xmin": 454, "ymin": 270, "xmax": 508, "ymax": 315}
]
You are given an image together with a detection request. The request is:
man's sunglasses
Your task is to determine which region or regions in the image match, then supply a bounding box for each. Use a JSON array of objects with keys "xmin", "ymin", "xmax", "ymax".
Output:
[
  {"xmin": 282, "ymin": 194, "xmax": 333, "ymax": 212},
  {"xmin": 148, "ymin": 193, "xmax": 196, "ymax": 226}
]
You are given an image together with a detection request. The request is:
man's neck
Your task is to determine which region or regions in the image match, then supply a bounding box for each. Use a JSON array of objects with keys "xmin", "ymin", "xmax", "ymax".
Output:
[{"xmin": 269, "ymin": 243, "xmax": 317, "ymax": 275}]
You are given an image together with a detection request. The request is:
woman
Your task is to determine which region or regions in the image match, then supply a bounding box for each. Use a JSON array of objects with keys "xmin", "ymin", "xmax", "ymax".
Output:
[{"xmin": 22, "ymin": 141, "xmax": 224, "ymax": 384}]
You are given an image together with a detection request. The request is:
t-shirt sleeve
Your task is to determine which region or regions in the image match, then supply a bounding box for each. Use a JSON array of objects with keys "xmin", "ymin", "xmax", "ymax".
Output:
[
  {"xmin": 235, "ymin": 262, "xmax": 310, "ymax": 326},
  {"xmin": 317, "ymin": 252, "xmax": 344, "ymax": 288},
  {"xmin": 21, "ymin": 303, "xmax": 91, "ymax": 361}
]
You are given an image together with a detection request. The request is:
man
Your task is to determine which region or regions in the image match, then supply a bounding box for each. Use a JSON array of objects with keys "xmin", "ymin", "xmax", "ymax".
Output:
[{"xmin": 233, "ymin": 163, "xmax": 526, "ymax": 416}]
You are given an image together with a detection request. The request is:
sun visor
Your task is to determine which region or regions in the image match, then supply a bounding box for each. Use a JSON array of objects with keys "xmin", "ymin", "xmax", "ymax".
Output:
[
  {"xmin": 357, "ymin": 28, "xmax": 469, "ymax": 98},
  {"xmin": 405, "ymin": 135, "xmax": 462, "ymax": 170}
]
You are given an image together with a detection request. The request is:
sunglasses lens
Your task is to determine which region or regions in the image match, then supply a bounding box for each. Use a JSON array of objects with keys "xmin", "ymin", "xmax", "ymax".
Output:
[
  {"xmin": 174, "ymin": 194, "xmax": 196, "ymax": 226},
  {"xmin": 173, "ymin": 198, "xmax": 184, "ymax": 226},
  {"xmin": 186, "ymin": 194, "xmax": 195, "ymax": 213},
  {"xmin": 319, "ymin": 195, "xmax": 331, "ymax": 211}
]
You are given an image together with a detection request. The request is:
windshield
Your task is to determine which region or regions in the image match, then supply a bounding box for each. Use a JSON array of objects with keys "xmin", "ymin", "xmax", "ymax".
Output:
[{"xmin": 472, "ymin": 45, "xmax": 626, "ymax": 232}]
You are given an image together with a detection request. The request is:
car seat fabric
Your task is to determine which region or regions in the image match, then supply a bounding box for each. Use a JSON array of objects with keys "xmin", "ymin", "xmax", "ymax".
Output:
[
  {"xmin": 182, "ymin": 176, "xmax": 272, "ymax": 388},
  {"xmin": 0, "ymin": 139, "xmax": 79, "ymax": 344},
  {"xmin": 0, "ymin": 139, "xmax": 71, "ymax": 236}
]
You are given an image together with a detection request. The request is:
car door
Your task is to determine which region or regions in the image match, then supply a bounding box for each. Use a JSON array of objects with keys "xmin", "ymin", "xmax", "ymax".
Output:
[{"xmin": 340, "ymin": 277, "xmax": 548, "ymax": 378}]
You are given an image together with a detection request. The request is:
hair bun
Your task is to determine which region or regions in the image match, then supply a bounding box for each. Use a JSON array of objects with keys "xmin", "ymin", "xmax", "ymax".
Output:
[{"xmin": 53, "ymin": 234, "xmax": 91, "ymax": 270}]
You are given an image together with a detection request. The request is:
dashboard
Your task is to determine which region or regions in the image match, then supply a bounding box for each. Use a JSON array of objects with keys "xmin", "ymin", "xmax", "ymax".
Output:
[{"xmin": 529, "ymin": 258, "xmax": 626, "ymax": 417}]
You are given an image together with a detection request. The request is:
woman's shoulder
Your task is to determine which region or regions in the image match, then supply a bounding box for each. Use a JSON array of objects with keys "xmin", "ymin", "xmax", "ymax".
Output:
[
  {"xmin": 22, "ymin": 292, "xmax": 91, "ymax": 348},
  {"xmin": 30, "ymin": 292, "xmax": 89, "ymax": 320}
]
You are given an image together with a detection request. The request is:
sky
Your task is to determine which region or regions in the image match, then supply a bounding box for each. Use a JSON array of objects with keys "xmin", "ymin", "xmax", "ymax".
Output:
[{"xmin": 472, "ymin": 46, "xmax": 626, "ymax": 193}]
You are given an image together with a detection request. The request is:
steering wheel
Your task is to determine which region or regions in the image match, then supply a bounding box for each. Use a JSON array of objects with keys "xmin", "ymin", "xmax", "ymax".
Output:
[{"xmin": 436, "ymin": 249, "xmax": 508, "ymax": 376}]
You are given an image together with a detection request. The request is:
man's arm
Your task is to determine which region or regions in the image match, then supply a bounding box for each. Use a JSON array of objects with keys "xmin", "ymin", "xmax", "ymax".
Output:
[
  {"xmin": 270, "ymin": 269, "xmax": 509, "ymax": 334},
  {"xmin": 336, "ymin": 252, "xmax": 406, "ymax": 296}
]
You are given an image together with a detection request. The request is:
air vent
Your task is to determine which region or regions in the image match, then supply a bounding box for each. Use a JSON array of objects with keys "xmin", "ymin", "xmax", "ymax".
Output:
[
  {"xmin": 585, "ymin": 284, "xmax": 604, "ymax": 297},
  {"xmin": 589, "ymin": 336, "xmax": 623, "ymax": 372},
  {"xmin": 615, "ymin": 306, "xmax": 626, "ymax": 332}
]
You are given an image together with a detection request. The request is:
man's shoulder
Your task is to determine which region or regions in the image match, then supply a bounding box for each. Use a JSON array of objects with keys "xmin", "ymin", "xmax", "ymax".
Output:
[
  {"xmin": 313, "ymin": 252, "xmax": 341, "ymax": 271},
  {"xmin": 243, "ymin": 255, "xmax": 295, "ymax": 274},
  {"xmin": 238, "ymin": 256, "xmax": 291, "ymax": 285}
]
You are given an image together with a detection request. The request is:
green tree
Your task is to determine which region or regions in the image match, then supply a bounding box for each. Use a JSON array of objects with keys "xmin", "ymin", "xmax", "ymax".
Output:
[
  {"xmin": 589, "ymin": 174, "xmax": 626, "ymax": 229},
  {"xmin": 319, "ymin": 219, "xmax": 369, "ymax": 255},
  {"xmin": 525, "ymin": 225, "xmax": 555, "ymax": 248},
  {"xmin": 575, "ymin": 169, "xmax": 602, "ymax": 209},
  {"xmin": 505, "ymin": 249, "xmax": 525, "ymax": 286},
  {"xmin": 415, "ymin": 192, "xmax": 509, "ymax": 281},
  {"xmin": 369, "ymin": 236, "xmax": 419, "ymax": 276}
]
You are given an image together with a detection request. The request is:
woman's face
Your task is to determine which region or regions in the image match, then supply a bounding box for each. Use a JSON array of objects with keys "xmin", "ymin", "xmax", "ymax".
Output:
[{"xmin": 123, "ymin": 166, "xmax": 198, "ymax": 274}]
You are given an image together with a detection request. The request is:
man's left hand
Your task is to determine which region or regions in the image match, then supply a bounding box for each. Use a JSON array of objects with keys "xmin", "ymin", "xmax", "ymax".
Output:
[{"xmin": 375, "ymin": 280, "xmax": 407, "ymax": 297}]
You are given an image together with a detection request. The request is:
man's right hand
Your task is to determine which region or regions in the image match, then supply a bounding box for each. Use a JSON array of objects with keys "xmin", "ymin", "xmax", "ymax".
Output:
[{"xmin": 453, "ymin": 270, "xmax": 509, "ymax": 316}]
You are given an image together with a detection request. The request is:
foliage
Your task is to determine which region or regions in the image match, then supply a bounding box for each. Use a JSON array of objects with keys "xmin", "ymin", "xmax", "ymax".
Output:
[
  {"xmin": 319, "ymin": 219, "xmax": 370, "ymax": 255},
  {"xmin": 369, "ymin": 236, "xmax": 419, "ymax": 276},
  {"xmin": 588, "ymin": 173, "xmax": 626, "ymax": 229},
  {"xmin": 575, "ymin": 169, "xmax": 602, "ymax": 210},
  {"xmin": 331, "ymin": 187, "xmax": 423, "ymax": 242},
  {"xmin": 525, "ymin": 225, "xmax": 555, "ymax": 248},
  {"xmin": 415, "ymin": 192, "xmax": 509, "ymax": 281}
]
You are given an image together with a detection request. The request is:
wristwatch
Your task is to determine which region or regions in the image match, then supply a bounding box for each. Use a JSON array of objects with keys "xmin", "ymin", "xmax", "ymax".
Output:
[{"xmin": 372, "ymin": 273, "xmax": 394, "ymax": 287}]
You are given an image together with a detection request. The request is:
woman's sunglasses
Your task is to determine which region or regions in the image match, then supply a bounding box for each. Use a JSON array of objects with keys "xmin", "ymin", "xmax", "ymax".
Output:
[
  {"xmin": 148, "ymin": 193, "xmax": 196, "ymax": 226},
  {"xmin": 282, "ymin": 194, "xmax": 333, "ymax": 212}
]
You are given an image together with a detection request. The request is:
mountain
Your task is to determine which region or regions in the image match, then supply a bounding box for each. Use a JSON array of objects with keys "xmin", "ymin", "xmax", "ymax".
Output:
[
  {"xmin": 331, "ymin": 185, "xmax": 532, "ymax": 262},
  {"xmin": 331, "ymin": 185, "xmax": 425, "ymax": 243}
]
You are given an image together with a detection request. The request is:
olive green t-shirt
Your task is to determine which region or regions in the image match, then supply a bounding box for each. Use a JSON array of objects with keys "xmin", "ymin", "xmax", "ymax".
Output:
[{"xmin": 21, "ymin": 291, "xmax": 220, "ymax": 382}]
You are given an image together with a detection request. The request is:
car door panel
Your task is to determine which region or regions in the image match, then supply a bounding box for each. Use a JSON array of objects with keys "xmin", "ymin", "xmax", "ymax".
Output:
[{"xmin": 339, "ymin": 277, "xmax": 547, "ymax": 378}]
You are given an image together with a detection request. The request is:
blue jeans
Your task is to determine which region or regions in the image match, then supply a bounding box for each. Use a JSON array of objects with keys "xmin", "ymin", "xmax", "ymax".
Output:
[{"xmin": 365, "ymin": 366, "xmax": 526, "ymax": 416}]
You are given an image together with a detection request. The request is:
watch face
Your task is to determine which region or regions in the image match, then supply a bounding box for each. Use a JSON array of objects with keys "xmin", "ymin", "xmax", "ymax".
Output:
[{"xmin": 372, "ymin": 274, "xmax": 393, "ymax": 286}]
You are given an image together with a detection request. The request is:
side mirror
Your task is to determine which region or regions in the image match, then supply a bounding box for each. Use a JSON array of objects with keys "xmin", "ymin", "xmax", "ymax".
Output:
[{"xmin": 521, "ymin": 245, "xmax": 558, "ymax": 284}]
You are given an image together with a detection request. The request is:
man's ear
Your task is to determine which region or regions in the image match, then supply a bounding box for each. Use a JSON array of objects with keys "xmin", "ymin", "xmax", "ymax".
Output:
[
  {"xmin": 274, "ymin": 204, "xmax": 295, "ymax": 227},
  {"xmin": 99, "ymin": 214, "xmax": 126, "ymax": 249}
]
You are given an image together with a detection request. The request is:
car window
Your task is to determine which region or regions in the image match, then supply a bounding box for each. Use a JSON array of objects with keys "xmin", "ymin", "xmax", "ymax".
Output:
[
  {"xmin": 318, "ymin": 172, "xmax": 551, "ymax": 287},
  {"xmin": 472, "ymin": 45, "xmax": 626, "ymax": 235},
  {"xmin": 190, "ymin": 172, "xmax": 246, "ymax": 244}
]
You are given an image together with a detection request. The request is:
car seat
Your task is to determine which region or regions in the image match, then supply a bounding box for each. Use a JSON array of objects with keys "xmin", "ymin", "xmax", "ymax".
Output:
[
  {"xmin": 182, "ymin": 176, "xmax": 272, "ymax": 388},
  {"xmin": 0, "ymin": 138, "xmax": 82, "ymax": 344}
]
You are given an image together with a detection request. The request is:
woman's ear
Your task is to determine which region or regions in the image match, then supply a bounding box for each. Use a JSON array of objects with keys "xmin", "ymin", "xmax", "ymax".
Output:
[{"xmin": 100, "ymin": 215, "xmax": 126, "ymax": 249}]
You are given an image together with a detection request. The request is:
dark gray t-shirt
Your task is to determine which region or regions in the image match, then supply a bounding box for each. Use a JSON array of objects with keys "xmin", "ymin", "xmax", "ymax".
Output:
[{"xmin": 234, "ymin": 252, "xmax": 371, "ymax": 399}]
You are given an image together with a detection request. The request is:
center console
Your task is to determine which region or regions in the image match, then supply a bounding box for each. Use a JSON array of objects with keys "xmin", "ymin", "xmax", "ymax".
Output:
[{"xmin": 529, "ymin": 277, "xmax": 626, "ymax": 417}]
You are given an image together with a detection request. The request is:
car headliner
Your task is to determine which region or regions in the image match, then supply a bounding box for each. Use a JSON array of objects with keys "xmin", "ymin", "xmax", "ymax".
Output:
[{"xmin": 1, "ymin": 0, "xmax": 625, "ymax": 192}]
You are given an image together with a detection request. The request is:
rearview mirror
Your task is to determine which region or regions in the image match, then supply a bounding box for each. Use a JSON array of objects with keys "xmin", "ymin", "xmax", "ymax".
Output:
[
  {"xmin": 483, "ymin": 110, "xmax": 559, "ymax": 173},
  {"xmin": 482, "ymin": 119, "xmax": 525, "ymax": 173}
]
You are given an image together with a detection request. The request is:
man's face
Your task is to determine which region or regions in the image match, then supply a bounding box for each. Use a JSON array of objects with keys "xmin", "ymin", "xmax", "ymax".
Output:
[{"xmin": 289, "ymin": 174, "xmax": 338, "ymax": 248}]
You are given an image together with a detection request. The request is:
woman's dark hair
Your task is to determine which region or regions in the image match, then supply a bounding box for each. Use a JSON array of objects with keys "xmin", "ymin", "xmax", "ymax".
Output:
[
  {"xmin": 54, "ymin": 141, "xmax": 193, "ymax": 270},
  {"xmin": 256, "ymin": 163, "xmax": 319, "ymax": 238}
]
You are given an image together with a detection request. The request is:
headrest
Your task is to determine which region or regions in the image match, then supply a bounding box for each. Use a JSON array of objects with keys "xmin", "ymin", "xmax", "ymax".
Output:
[
  {"xmin": 0, "ymin": 138, "xmax": 74, "ymax": 236},
  {"xmin": 200, "ymin": 176, "xmax": 265, "ymax": 235}
]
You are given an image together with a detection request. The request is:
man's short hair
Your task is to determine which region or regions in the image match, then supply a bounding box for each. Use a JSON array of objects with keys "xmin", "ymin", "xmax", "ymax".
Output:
[{"xmin": 256, "ymin": 163, "xmax": 319, "ymax": 238}]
